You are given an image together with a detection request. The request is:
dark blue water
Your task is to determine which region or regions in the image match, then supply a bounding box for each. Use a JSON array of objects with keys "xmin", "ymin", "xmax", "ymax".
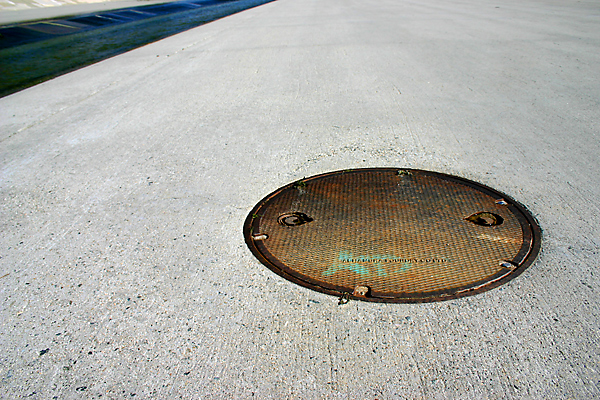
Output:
[{"xmin": 0, "ymin": 0, "xmax": 275, "ymax": 97}]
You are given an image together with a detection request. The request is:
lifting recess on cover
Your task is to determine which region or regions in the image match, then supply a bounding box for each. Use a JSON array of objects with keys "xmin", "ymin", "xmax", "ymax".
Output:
[{"xmin": 244, "ymin": 168, "xmax": 541, "ymax": 303}]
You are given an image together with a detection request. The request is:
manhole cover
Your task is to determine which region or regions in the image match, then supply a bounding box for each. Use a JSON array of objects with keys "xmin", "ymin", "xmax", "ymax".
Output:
[{"xmin": 244, "ymin": 168, "xmax": 541, "ymax": 303}]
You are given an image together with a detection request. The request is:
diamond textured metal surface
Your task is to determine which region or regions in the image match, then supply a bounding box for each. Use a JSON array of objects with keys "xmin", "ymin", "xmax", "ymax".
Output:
[{"xmin": 244, "ymin": 168, "xmax": 541, "ymax": 303}]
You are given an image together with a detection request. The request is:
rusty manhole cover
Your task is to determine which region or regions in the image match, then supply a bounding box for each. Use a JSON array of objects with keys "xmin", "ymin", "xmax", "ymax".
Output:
[{"xmin": 244, "ymin": 168, "xmax": 541, "ymax": 303}]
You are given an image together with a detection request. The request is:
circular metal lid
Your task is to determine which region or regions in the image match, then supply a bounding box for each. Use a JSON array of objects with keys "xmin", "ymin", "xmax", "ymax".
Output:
[{"xmin": 244, "ymin": 168, "xmax": 541, "ymax": 303}]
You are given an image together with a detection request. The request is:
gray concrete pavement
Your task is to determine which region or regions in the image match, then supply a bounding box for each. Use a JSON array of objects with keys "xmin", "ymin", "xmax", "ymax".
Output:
[{"xmin": 1, "ymin": 0, "xmax": 599, "ymax": 398}]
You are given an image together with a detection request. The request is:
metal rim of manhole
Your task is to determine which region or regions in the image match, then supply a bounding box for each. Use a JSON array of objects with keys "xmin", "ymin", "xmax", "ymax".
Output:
[{"xmin": 244, "ymin": 168, "xmax": 541, "ymax": 303}]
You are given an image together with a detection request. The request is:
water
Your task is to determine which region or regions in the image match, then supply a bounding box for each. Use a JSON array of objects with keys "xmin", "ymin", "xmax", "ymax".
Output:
[{"xmin": 0, "ymin": 0, "xmax": 275, "ymax": 97}]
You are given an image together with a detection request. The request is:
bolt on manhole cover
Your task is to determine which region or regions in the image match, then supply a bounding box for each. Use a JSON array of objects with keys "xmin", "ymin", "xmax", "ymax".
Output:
[{"xmin": 244, "ymin": 168, "xmax": 541, "ymax": 303}]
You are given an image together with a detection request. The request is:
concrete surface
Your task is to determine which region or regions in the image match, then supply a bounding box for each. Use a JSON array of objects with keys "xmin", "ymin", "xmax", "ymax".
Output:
[{"xmin": 1, "ymin": 0, "xmax": 599, "ymax": 398}]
